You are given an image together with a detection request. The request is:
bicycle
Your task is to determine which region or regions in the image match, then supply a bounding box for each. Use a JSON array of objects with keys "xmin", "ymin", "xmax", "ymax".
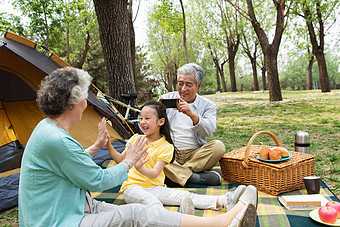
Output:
[{"xmin": 91, "ymin": 84, "xmax": 143, "ymax": 138}]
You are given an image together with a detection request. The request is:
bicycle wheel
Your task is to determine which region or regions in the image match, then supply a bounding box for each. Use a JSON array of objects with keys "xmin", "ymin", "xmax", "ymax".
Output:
[{"xmin": 127, "ymin": 117, "xmax": 143, "ymax": 135}]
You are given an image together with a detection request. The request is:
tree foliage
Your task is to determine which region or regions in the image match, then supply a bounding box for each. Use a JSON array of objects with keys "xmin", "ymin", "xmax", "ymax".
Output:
[
  {"xmin": 291, "ymin": 0, "xmax": 339, "ymax": 93},
  {"xmin": 147, "ymin": 0, "xmax": 186, "ymax": 92},
  {"xmin": 152, "ymin": 0, "xmax": 184, "ymax": 34},
  {"xmin": 12, "ymin": 0, "xmax": 65, "ymax": 48},
  {"xmin": 2, "ymin": 0, "xmax": 339, "ymax": 100},
  {"xmin": 280, "ymin": 52, "xmax": 340, "ymax": 90},
  {"xmin": 135, "ymin": 46, "xmax": 160, "ymax": 103},
  {"xmin": 6, "ymin": 0, "xmax": 106, "ymax": 82}
]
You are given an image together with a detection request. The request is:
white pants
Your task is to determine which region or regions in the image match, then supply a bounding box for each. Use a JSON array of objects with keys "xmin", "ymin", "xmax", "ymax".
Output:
[
  {"xmin": 123, "ymin": 185, "xmax": 219, "ymax": 210},
  {"xmin": 79, "ymin": 192, "xmax": 181, "ymax": 227}
]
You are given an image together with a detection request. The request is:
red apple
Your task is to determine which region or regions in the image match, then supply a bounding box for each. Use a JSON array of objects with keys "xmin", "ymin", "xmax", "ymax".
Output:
[
  {"xmin": 326, "ymin": 201, "xmax": 340, "ymax": 219},
  {"xmin": 319, "ymin": 206, "xmax": 338, "ymax": 224}
]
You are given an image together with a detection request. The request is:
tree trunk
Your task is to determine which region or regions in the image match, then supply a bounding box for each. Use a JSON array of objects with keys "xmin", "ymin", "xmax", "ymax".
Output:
[
  {"xmin": 242, "ymin": 34, "xmax": 259, "ymax": 91},
  {"xmin": 77, "ymin": 18, "xmax": 91, "ymax": 69},
  {"xmin": 245, "ymin": 0, "xmax": 283, "ymax": 101},
  {"xmin": 307, "ymin": 54, "xmax": 314, "ymax": 90},
  {"xmin": 216, "ymin": 69, "xmax": 221, "ymax": 92},
  {"xmin": 251, "ymin": 59, "xmax": 259, "ymax": 91},
  {"xmin": 93, "ymin": 0, "xmax": 136, "ymax": 109},
  {"xmin": 303, "ymin": 3, "xmax": 330, "ymax": 92},
  {"xmin": 128, "ymin": 1, "xmax": 136, "ymax": 89},
  {"xmin": 315, "ymin": 52, "xmax": 330, "ymax": 92},
  {"xmin": 265, "ymin": 52, "xmax": 282, "ymax": 101},
  {"xmin": 208, "ymin": 43, "xmax": 227, "ymax": 92},
  {"xmin": 172, "ymin": 62, "xmax": 177, "ymax": 91},
  {"xmin": 212, "ymin": 59, "xmax": 227, "ymax": 92},
  {"xmin": 221, "ymin": 60, "xmax": 228, "ymax": 92},
  {"xmin": 179, "ymin": 0, "xmax": 188, "ymax": 63},
  {"xmin": 167, "ymin": 68, "xmax": 173, "ymax": 92},
  {"xmin": 218, "ymin": 63, "xmax": 227, "ymax": 92},
  {"xmin": 228, "ymin": 54, "xmax": 237, "ymax": 92},
  {"xmin": 43, "ymin": 8, "xmax": 50, "ymax": 46},
  {"xmin": 261, "ymin": 65, "xmax": 267, "ymax": 90},
  {"xmin": 227, "ymin": 35, "xmax": 240, "ymax": 92},
  {"xmin": 65, "ymin": 3, "xmax": 70, "ymax": 63},
  {"xmin": 66, "ymin": 25, "xmax": 70, "ymax": 63}
]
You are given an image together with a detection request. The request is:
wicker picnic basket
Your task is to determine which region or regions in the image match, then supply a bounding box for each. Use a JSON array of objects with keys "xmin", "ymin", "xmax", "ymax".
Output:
[{"xmin": 219, "ymin": 131, "xmax": 315, "ymax": 196}]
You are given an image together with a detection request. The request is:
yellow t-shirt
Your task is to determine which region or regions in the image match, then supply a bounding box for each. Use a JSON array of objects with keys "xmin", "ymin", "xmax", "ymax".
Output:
[{"xmin": 119, "ymin": 134, "xmax": 174, "ymax": 193}]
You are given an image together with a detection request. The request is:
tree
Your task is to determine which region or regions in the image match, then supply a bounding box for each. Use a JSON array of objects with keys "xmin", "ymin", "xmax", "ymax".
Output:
[
  {"xmin": 226, "ymin": 0, "xmax": 289, "ymax": 101},
  {"xmin": 280, "ymin": 56, "xmax": 308, "ymax": 90},
  {"xmin": 240, "ymin": 26, "xmax": 260, "ymax": 91},
  {"xmin": 128, "ymin": 0, "xmax": 136, "ymax": 82},
  {"xmin": 12, "ymin": 0, "xmax": 65, "ymax": 48},
  {"xmin": 258, "ymin": 56, "xmax": 267, "ymax": 90},
  {"xmin": 217, "ymin": 0, "xmax": 243, "ymax": 92},
  {"xmin": 306, "ymin": 48, "xmax": 315, "ymax": 90},
  {"xmin": 188, "ymin": 0, "xmax": 229, "ymax": 92},
  {"xmin": 135, "ymin": 46, "xmax": 159, "ymax": 102},
  {"xmin": 208, "ymin": 42, "xmax": 228, "ymax": 92},
  {"xmin": 148, "ymin": 0, "xmax": 186, "ymax": 92},
  {"xmin": 93, "ymin": 0, "xmax": 136, "ymax": 110},
  {"xmin": 63, "ymin": 0, "xmax": 99, "ymax": 69},
  {"xmin": 179, "ymin": 0, "xmax": 188, "ymax": 63},
  {"xmin": 9, "ymin": 0, "xmax": 104, "ymax": 77},
  {"xmin": 0, "ymin": 12, "xmax": 26, "ymax": 36},
  {"xmin": 282, "ymin": 16, "xmax": 315, "ymax": 90},
  {"xmin": 292, "ymin": 0, "xmax": 339, "ymax": 92},
  {"xmin": 325, "ymin": 55, "xmax": 340, "ymax": 89}
]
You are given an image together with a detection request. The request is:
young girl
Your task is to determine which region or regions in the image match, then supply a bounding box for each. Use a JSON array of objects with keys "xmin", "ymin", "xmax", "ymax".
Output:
[{"xmin": 105, "ymin": 100, "xmax": 252, "ymax": 213}]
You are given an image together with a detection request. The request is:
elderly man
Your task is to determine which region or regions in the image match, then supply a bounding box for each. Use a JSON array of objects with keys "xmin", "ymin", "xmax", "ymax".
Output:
[{"xmin": 159, "ymin": 63, "xmax": 225, "ymax": 186}]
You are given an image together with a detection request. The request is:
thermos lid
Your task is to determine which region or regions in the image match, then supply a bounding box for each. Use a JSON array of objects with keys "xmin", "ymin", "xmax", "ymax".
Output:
[{"xmin": 295, "ymin": 131, "xmax": 310, "ymax": 143}]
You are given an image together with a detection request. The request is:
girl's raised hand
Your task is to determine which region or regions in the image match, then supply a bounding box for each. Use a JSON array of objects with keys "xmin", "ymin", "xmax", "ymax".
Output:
[
  {"xmin": 134, "ymin": 151, "xmax": 149, "ymax": 170},
  {"xmin": 123, "ymin": 135, "xmax": 149, "ymax": 168}
]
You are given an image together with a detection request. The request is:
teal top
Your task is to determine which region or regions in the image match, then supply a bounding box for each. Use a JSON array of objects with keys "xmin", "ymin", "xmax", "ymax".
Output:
[{"xmin": 19, "ymin": 119, "xmax": 128, "ymax": 227}]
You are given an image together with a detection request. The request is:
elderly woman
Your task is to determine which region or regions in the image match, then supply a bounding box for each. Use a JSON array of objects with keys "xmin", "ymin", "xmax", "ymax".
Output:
[{"xmin": 19, "ymin": 67, "xmax": 257, "ymax": 227}]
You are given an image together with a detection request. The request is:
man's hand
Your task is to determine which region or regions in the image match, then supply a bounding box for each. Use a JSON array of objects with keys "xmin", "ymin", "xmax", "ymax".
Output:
[{"xmin": 177, "ymin": 97, "xmax": 199, "ymax": 125}]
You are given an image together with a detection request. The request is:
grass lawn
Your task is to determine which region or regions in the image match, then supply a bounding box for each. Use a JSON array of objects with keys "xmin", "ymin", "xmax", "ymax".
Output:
[
  {"xmin": 1, "ymin": 89, "xmax": 339, "ymax": 226},
  {"xmin": 206, "ymin": 89, "xmax": 340, "ymax": 197}
]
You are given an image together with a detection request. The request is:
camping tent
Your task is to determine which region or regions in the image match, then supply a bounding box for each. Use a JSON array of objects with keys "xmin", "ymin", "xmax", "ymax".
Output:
[{"xmin": 0, "ymin": 30, "xmax": 129, "ymax": 211}]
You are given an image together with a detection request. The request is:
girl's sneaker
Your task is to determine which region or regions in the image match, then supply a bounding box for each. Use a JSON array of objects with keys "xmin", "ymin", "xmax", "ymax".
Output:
[
  {"xmin": 224, "ymin": 185, "xmax": 247, "ymax": 211},
  {"xmin": 229, "ymin": 203, "xmax": 256, "ymax": 227},
  {"xmin": 239, "ymin": 185, "xmax": 258, "ymax": 209},
  {"xmin": 179, "ymin": 196, "xmax": 195, "ymax": 215}
]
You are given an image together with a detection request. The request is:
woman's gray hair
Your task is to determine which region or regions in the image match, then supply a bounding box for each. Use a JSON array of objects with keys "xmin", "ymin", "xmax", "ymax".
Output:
[
  {"xmin": 177, "ymin": 63, "xmax": 204, "ymax": 85},
  {"xmin": 37, "ymin": 67, "xmax": 92, "ymax": 115}
]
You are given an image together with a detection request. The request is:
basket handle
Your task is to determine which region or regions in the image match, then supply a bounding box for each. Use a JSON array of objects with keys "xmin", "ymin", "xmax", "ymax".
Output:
[{"xmin": 241, "ymin": 131, "xmax": 281, "ymax": 168}]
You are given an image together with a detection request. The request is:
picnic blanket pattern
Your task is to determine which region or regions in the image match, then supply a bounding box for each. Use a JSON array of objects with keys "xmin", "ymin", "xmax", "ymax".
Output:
[{"xmin": 92, "ymin": 160, "xmax": 340, "ymax": 227}]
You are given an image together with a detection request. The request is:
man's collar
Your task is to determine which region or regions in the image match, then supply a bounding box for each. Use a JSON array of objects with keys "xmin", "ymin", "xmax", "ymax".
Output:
[{"xmin": 191, "ymin": 94, "xmax": 200, "ymax": 108}]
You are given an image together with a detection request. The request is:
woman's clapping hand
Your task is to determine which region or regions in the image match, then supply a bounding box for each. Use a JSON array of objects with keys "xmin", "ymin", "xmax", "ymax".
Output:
[{"xmin": 123, "ymin": 135, "xmax": 149, "ymax": 169}]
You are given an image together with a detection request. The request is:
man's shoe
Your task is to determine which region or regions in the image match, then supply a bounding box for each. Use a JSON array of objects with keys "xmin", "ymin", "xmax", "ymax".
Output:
[
  {"xmin": 197, "ymin": 171, "xmax": 222, "ymax": 186},
  {"xmin": 225, "ymin": 185, "xmax": 247, "ymax": 211},
  {"xmin": 238, "ymin": 185, "xmax": 258, "ymax": 209},
  {"xmin": 229, "ymin": 203, "xmax": 256, "ymax": 227},
  {"xmin": 179, "ymin": 196, "xmax": 195, "ymax": 215}
]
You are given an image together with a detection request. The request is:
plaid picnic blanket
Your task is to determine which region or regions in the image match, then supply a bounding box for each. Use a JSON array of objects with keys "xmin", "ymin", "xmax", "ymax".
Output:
[{"xmin": 92, "ymin": 160, "xmax": 340, "ymax": 227}]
